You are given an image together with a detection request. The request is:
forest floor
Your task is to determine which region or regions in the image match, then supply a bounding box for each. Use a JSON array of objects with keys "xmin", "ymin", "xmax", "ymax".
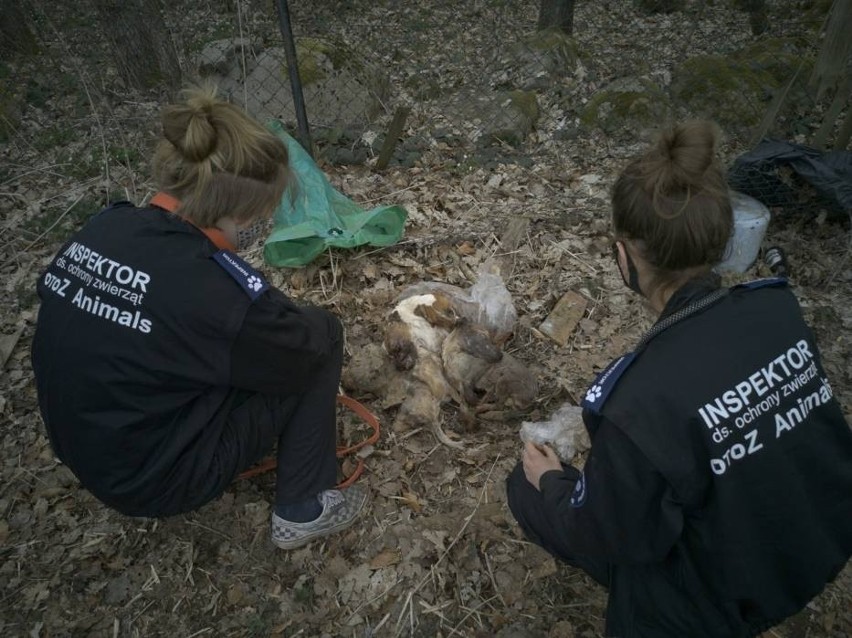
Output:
[{"xmin": 1, "ymin": 1, "xmax": 850, "ymax": 637}]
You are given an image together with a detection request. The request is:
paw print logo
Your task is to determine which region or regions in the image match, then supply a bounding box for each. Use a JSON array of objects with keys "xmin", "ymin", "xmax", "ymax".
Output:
[
  {"xmin": 585, "ymin": 384, "xmax": 603, "ymax": 403},
  {"xmin": 246, "ymin": 275, "xmax": 263, "ymax": 292}
]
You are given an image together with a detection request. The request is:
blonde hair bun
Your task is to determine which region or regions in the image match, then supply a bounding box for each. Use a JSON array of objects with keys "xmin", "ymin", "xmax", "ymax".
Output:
[
  {"xmin": 161, "ymin": 87, "xmax": 219, "ymax": 162},
  {"xmin": 152, "ymin": 83, "xmax": 290, "ymax": 227}
]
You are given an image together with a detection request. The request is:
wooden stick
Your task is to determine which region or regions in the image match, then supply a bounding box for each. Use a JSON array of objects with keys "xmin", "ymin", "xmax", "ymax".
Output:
[{"xmin": 376, "ymin": 107, "xmax": 411, "ymax": 171}]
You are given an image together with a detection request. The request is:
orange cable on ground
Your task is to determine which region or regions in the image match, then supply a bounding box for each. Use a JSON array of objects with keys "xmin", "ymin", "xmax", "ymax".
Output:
[{"xmin": 236, "ymin": 395, "xmax": 380, "ymax": 488}]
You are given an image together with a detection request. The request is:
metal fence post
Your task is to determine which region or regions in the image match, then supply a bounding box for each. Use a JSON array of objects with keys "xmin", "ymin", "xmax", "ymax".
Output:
[{"xmin": 275, "ymin": 0, "xmax": 313, "ymax": 157}]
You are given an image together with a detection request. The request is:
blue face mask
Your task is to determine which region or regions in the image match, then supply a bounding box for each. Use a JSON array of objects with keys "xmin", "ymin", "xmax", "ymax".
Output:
[{"xmin": 612, "ymin": 242, "xmax": 643, "ymax": 296}]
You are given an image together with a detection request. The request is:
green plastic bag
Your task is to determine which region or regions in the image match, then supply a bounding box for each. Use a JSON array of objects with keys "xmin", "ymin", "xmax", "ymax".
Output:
[{"xmin": 264, "ymin": 121, "xmax": 408, "ymax": 268}]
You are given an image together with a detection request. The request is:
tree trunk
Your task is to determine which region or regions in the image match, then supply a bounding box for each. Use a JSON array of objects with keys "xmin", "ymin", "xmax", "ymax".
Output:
[
  {"xmin": 812, "ymin": 75, "xmax": 851, "ymax": 149},
  {"xmin": 0, "ymin": 0, "xmax": 39, "ymax": 56},
  {"xmin": 834, "ymin": 102, "xmax": 852, "ymax": 150},
  {"xmin": 735, "ymin": 0, "xmax": 768, "ymax": 36},
  {"xmin": 810, "ymin": 0, "xmax": 852, "ymax": 99},
  {"xmin": 94, "ymin": 0, "xmax": 182, "ymax": 91},
  {"xmin": 537, "ymin": 0, "xmax": 575, "ymax": 35}
]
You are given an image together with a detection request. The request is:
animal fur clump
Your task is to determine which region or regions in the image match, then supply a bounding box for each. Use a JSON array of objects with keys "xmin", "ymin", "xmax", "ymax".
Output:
[{"xmin": 344, "ymin": 276, "xmax": 537, "ymax": 448}]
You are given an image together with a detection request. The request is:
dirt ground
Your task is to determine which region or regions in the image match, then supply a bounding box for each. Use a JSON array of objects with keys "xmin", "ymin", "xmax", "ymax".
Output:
[{"xmin": 1, "ymin": 1, "xmax": 850, "ymax": 637}]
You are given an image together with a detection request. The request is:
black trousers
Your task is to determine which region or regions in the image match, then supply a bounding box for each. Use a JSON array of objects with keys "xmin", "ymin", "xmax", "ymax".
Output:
[
  {"xmin": 506, "ymin": 462, "xmax": 611, "ymax": 587},
  {"xmin": 507, "ymin": 465, "xmax": 761, "ymax": 637},
  {"xmin": 187, "ymin": 337, "xmax": 343, "ymax": 512}
]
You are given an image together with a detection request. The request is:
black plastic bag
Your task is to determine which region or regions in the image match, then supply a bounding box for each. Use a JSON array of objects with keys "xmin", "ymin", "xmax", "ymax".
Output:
[{"xmin": 727, "ymin": 140, "xmax": 852, "ymax": 218}]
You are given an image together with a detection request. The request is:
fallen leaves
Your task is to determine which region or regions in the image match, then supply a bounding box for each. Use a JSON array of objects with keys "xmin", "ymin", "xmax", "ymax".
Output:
[
  {"xmin": 370, "ymin": 548, "xmax": 402, "ymax": 569},
  {"xmin": 396, "ymin": 491, "xmax": 425, "ymax": 513},
  {"xmin": 456, "ymin": 240, "xmax": 476, "ymax": 256},
  {"xmin": 0, "ymin": 326, "xmax": 24, "ymax": 369},
  {"xmin": 1, "ymin": 3, "xmax": 850, "ymax": 638}
]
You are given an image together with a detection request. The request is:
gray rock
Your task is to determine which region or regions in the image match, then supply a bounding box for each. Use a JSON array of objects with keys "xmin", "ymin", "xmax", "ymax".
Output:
[
  {"xmin": 213, "ymin": 42, "xmax": 388, "ymax": 131},
  {"xmin": 503, "ymin": 30, "xmax": 581, "ymax": 92},
  {"xmin": 332, "ymin": 147, "xmax": 357, "ymax": 165},
  {"xmin": 353, "ymin": 148, "xmax": 370, "ymax": 165},
  {"xmin": 580, "ymin": 76, "xmax": 670, "ymax": 135},
  {"xmin": 439, "ymin": 89, "xmax": 540, "ymax": 149},
  {"xmin": 481, "ymin": 90, "xmax": 540, "ymax": 147},
  {"xmin": 554, "ymin": 125, "xmax": 581, "ymax": 141},
  {"xmin": 401, "ymin": 135, "xmax": 428, "ymax": 152},
  {"xmin": 196, "ymin": 38, "xmax": 254, "ymax": 76},
  {"xmin": 671, "ymin": 55, "xmax": 772, "ymax": 127},
  {"xmin": 400, "ymin": 151, "xmax": 421, "ymax": 168}
]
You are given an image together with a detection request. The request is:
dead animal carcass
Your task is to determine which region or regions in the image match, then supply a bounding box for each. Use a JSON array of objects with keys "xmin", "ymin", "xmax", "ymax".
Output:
[{"xmin": 344, "ymin": 270, "xmax": 538, "ymax": 448}]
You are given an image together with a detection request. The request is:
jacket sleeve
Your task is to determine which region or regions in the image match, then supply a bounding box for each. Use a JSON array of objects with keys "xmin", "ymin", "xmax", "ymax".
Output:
[
  {"xmin": 538, "ymin": 416, "xmax": 684, "ymax": 564},
  {"xmin": 229, "ymin": 287, "xmax": 343, "ymax": 395}
]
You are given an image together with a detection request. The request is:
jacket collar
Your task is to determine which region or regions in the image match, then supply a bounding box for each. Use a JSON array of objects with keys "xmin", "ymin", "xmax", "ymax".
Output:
[
  {"xmin": 659, "ymin": 272, "xmax": 722, "ymax": 321},
  {"xmin": 149, "ymin": 191, "xmax": 235, "ymax": 252}
]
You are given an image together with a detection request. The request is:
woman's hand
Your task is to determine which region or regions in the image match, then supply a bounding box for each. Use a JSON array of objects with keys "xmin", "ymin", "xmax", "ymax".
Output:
[{"xmin": 522, "ymin": 441, "xmax": 563, "ymax": 491}]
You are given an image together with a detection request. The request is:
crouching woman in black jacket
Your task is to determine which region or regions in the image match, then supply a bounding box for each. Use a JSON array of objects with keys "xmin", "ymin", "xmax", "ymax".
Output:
[
  {"xmin": 32, "ymin": 86, "xmax": 367, "ymax": 549},
  {"xmin": 507, "ymin": 121, "xmax": 852, "ymax": 637}
]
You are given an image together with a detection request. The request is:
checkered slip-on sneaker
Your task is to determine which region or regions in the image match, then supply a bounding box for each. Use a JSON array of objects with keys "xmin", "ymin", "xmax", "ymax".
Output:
[{"xmin": 271, "ymin": 484, "xmax": 368, "ymax": 550}]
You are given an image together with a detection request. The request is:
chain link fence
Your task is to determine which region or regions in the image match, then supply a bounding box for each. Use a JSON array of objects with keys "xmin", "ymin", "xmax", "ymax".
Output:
[
  {"xmin": 190, "ymin": 1, "xmax": 562, "ymax": 170},
  {"xmin": 3, "ymin": 0, "xmax": 849, "ymax": 228},
  {"xmin": 183, "ymin": 1, "xmax": 847, "ymax": 174}
]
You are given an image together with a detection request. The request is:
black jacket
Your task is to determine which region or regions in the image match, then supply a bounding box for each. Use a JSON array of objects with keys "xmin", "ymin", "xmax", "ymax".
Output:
[
  {"xmin": 542, "ymin": 276, "xmax": 852, "ymax": 637},
  {"xmin": 31, "ymin": 202, "xmax": 342, "ymax": 515}
]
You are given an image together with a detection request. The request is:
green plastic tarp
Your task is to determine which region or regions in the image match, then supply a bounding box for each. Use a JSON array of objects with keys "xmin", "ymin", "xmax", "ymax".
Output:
[{"xmin": 264, "ymin": 121, "xmax": 408, "ymax": 268}]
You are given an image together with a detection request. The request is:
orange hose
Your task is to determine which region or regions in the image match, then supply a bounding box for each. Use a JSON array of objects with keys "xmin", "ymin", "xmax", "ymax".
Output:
[{"xmin": 236, "ymin": 395, "xmax": 381, "ymax": 487}]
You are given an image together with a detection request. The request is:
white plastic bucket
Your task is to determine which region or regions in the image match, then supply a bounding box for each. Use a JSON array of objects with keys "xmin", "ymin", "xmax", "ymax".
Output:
[{"xmin": 716, "ymin": 191, "xmax": 771, "ymax": 273}]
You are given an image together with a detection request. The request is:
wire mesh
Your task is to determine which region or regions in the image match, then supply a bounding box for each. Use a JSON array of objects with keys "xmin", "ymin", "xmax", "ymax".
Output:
[
  {"xmin": 3, "ymin": 0, "xmax": 849, "ymax": 207},
  {"xmin": 181, "ymin": 0, "xmax": 847, "ymax": 169}
]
